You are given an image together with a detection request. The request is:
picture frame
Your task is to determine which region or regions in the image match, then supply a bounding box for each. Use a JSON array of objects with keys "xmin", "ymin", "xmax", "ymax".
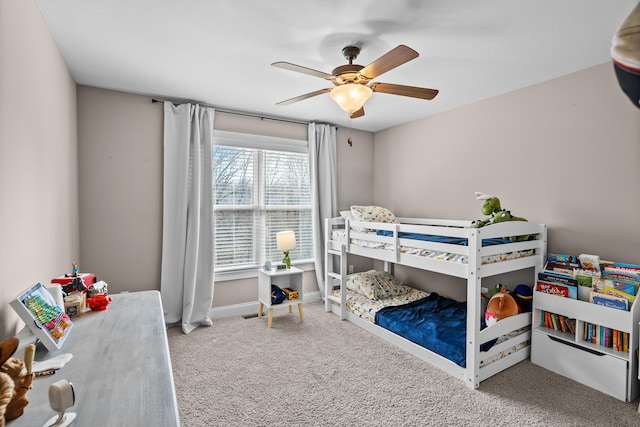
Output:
[{"xmin": 10, "ymin": 282, "xmax": 73, "ymax": 352}]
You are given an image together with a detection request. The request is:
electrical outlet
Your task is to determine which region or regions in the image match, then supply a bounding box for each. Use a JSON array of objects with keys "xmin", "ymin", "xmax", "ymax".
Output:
[{"xmin": 348, "ymin": 265, "xmax": 354, "ymax": 274}]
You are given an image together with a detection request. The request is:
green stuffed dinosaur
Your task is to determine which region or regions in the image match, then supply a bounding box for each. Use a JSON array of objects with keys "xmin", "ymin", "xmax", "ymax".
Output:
[{"xmin": 471, "ymin": 192, "xmax": 531, "ymax": 241}]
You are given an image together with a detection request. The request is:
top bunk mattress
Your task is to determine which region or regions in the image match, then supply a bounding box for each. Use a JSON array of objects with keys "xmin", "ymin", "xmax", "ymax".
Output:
[{"xmin": 330, "ymin": 229, "xmax": 535, "ymax": 265}]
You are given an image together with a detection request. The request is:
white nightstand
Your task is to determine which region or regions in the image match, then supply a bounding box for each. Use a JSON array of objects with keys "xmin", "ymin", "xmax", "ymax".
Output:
[{"xmin": 258, "ymin": 266, "xmax": 304, "ymax": 328}]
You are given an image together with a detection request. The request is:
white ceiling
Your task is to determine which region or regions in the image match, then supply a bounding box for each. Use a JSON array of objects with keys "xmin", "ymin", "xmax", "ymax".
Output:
[{"xmin": 35, "ymin": 0, "xmax": 637, "ymax": 132}]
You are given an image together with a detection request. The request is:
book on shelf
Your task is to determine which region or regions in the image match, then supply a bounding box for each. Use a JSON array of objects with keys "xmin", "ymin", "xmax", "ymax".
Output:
[
  {"xmin": 548, "ymin": 312, "xmax": 555, "ymax": 330},
  {"xmin": 589, "ymin": 291, "xmax": 629, "ymax": 311},
  {"xmin": 602, "ymin": 285, "xmax": 635, "ymax": 304},
  {"xmin": 582, "ymin": 322, "xmax": 629, "ymax": 352},
  {"xmin": 602, "ymin": 261, "xmax": 640, "ymax": 275},
  {"xmin": 564, "ymin": 317, "xmax": 576, "ymax": 334},
  {"xmin": 602, "ymin": 269, "xmax": 640, "ymax": 284},
  {"xmin": 558, "ymin": 314, "xmax": 567, "ymax": 333},
  {"xmin": 536, "ymin": 280, "xmax": 577, "ymax": 299},
  {"xmin": 547, "ymin": 253, "xmax": 580, "ymax": 265},
  {"xmin": 538, "ymin": 270, "xmax": 578, "ymax": 286},
  {"xmin": 601, "ymin": 278, "xmax": 638, "ymax": 296},
  {"xmin": 578, "ymin": 253, "xmax": 601, "ymax": 271},
  {"xmin": 544, "ymin": 263, "xmax": 576, "ymax": 277},
  {"xmin": 540, "ymin": 310, "xmax": 575, "ymax": 334}
]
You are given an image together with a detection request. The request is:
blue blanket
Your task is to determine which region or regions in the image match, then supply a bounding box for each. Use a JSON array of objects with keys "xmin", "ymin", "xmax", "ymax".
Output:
[
  {"xmin": 375, "ymin": 230, "xmax": 509, "ymax": 246},
  {"xmin": 375, "ymin": 293, "xmax": 468, "ymax": 367},
  {"xmin": 374, "ymin": 293, "xmax": 496, "ymax": 367}
]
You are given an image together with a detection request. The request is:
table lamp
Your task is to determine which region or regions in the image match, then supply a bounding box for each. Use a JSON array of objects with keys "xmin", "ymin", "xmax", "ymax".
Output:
[{"xmin": 276, "ymin": 230, "xmax": 296, "ymax": 269}]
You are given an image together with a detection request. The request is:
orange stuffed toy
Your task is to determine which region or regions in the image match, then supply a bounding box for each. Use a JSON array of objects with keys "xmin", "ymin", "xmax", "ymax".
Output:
[{"xmin": 485, "ymin": 285, "xmax": 520, "ymax": 326}]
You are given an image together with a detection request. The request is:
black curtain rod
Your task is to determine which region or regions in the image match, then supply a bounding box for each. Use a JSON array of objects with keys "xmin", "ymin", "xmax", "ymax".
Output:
[{"xmin": 151, "ymin": 98, "xmax": 313, "ymax": 126}]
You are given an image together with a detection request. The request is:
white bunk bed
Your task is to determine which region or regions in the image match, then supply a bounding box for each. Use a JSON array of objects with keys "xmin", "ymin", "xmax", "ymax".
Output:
[{"xmin": 324, "ymin": 216, "xmax": 547, "ymax": 389}]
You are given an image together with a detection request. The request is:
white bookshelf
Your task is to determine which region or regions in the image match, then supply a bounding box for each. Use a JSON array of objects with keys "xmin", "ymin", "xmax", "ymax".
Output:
[{"xmin": 531, "ymin": 290, "xmax": 640, "ymax": 401}]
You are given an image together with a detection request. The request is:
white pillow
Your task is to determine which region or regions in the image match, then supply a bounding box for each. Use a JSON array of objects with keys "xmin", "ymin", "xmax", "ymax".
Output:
[{"xmin": 350, "ymin": 205, "xmax": 400, "ymax": 225}]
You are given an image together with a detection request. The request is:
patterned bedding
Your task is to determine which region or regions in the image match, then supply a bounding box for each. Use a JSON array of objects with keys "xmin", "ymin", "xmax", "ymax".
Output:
[
  {"xmin": 331, "ymin": 287, "xmax": 428, "ymax": 323},
  {"xmin": 331, "ymin": 230, "xmax": 535, "ymax": 265}
]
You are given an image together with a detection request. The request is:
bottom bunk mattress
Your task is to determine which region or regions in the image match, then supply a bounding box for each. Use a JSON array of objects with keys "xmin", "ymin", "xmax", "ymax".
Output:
[
  {"xmin": 375, "ymin": 293, "xmax": 468, "ymax": 367},
  {"xmin": 333, "ymin": 288, "xmax": 529, "ymax": 368}
]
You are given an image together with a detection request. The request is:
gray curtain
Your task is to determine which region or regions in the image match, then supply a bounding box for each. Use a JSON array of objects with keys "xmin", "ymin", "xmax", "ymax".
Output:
[
  {"xmin": 309, "ymin": 122, "xmax": 337, "ymax": 299},
  {"xmin": 160, "ymin": 102, "xmax": 215, "ymax": 333}
]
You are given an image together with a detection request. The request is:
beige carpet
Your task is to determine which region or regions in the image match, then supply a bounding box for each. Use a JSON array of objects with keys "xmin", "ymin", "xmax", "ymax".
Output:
[{"xmin": 168, "ymin": 301, "xmax": 640, "ymax": 426}]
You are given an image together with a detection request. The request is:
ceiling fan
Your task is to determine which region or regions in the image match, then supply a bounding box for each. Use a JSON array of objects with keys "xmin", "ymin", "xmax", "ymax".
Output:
[{"xmin": 272, "ymin": 44, "xmax": 439, "ymax": 118}]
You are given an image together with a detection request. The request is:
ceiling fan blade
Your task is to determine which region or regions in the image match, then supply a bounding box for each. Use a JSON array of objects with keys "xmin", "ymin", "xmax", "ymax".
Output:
[
  {"xmin": 350, "ymin": 107, "xmax": 365, "ymax": 119},
  {"xmin": 271, "ymin": 61, "xmax": 334, "ymax": 80},
  {"xmin": 370, "ymin": 82, "xmax": 439, "ymax": 100},
  {"xmin": 276, "ymin": 88, "xmax": 332, "ymax": 106},
  {"xmin": 359, "ymin": 45, "xmax": 419, "ymax": 80}
]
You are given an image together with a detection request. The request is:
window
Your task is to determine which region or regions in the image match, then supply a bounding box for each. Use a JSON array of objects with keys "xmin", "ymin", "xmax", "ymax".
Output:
[{"xmin": 213, "ymin": 131, "xmax": 313, "ymax": 273}]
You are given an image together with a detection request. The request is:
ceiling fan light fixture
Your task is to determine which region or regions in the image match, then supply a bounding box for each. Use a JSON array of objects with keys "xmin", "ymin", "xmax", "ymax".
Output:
[{"xmin": 330, "ymin": 84, "xmax": 372, "ymax": 114}]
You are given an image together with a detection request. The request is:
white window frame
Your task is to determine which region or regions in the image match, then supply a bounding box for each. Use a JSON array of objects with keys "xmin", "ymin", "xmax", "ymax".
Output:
[{"xmin": 213, "ymin": 130, "xmax": 314, "ymax": 281}]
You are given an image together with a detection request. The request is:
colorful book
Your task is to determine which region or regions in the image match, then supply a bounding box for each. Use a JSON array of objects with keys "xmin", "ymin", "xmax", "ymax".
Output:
[
  {"xmin": 547, "ymin": 253, "xmax": 580, "ymax": 265},
  {"xmin": 538, "ymin": 271, "xmax": 578, "ymax": 286},
  {"xmin": 590, "ymin": 291, "xmax": 629, "ymax": 311},
  {"xmin": 603, "ymin": 262, "xmax": 640, "ymax": 275},
  {"xmin": 551, "ymin": 313, "xmax": 558, "ymax": 331},
  {"xmin": 602, "ymin": 285, "xmax": 635, "ymax": 304},
  {"xmin": 602, "ymin": 270, "xmax": 640, "ymax": 284},
  {"xmin": 537, "ymin": 280, "xmax": 577, "ymax": 299},
  {"xmin": 601, "ymin": 278, "xmax": 638, "ymax": 296},
  {"xmin": 558, "ymin": 314, "xmax": 567, "ymax": 332},
  {"xmin": 578, "ymin": 253, "xmax": 601, "ymax": 271}
]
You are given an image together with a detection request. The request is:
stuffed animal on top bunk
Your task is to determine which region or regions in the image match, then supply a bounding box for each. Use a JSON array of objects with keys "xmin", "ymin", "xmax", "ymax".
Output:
[
  {"xmin": 485, "ymin": 285, "xmax": 520, "ymax": 327},
  {"xmin": 471, "ymin": 192, "xmax": 533, "ymax": 241}
]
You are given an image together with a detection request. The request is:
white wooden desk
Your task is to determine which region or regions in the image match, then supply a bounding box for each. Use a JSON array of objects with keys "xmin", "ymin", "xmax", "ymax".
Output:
[{"xmin": 7, "ymin": 290, "xmax": 180, "ymax": 427}]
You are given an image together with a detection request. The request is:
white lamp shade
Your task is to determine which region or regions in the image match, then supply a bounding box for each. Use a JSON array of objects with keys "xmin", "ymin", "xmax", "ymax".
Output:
[
  {"xmin": 330, "ymin": 84, "xmax": 373, "ymax": 114},
  {"xmin": 276, "ymin": 230, "xmax": 297, "ymax": 251}
]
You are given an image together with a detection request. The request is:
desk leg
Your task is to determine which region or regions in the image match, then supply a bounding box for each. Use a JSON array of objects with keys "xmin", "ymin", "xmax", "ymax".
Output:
[
  {"xmin": 258, "ymin": 302, "xmax": 263, "ymax": 318},
  {"xmin": 298, "ymin": 303, "xmax": 304, "ymax": 322},
  {"xmin": 268, "ymin": 308, "xmax": 273, "ymax": 328},
  {"xmin": 288, "ymin": 305, "xmax": 292, "ymax": 314}
]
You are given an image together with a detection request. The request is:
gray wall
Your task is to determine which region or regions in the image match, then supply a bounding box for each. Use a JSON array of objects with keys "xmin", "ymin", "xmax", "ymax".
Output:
[
  {"xmin": 374, "ymin": 63, "xmax": 640, "ymax": 300},
  {"xmin": 76, "ymin": 86, "xmax": 375, "ymax": 306},
  {"xmin": 0, "ymin": 0, "xmax": 78, "ymax": 339}
]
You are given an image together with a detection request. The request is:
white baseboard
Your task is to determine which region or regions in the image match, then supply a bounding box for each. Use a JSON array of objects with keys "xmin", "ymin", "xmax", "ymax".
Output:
[{"xmin": 208, "ymin": 291, "xmax": 322, "ymax": 319}]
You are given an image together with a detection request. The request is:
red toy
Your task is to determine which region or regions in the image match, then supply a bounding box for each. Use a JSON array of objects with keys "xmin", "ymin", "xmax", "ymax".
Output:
[{"xmin": 86, "ymin": 294, "xmax": 112, "ymax": 311}]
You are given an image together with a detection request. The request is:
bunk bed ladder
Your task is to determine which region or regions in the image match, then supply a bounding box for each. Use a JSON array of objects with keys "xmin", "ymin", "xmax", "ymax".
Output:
[{"xmin": 324, "ymin": 218, "xmax": 348, "ymax": 319}]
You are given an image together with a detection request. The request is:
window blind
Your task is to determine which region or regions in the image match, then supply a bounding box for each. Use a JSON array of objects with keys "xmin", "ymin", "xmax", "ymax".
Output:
[{"xmin": 213, "ymin": 144, "xmax": 312, "ymax": 271}]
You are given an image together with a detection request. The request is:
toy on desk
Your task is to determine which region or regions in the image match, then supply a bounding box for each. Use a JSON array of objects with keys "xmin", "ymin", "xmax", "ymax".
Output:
[
  {"xmin": 0, "ymin": 338, "xmax": 35, "ymax": 424},
  {"xmin": 61, "ymin": 277, "xmax": 87, "ymax": 296},
  {"xmin": 87, "ymin": 293, "xmax": 112, "ymax": 311},
  {"xmin": 63, "ymin": 293, "xmax": 86, "ymax": 318},
  {"xmin": 87, "ymin": 280, "xmax": 108, "ymax": 298},
  {"xmin": 65, "ymin": 263, "xmax": 78, "ymax": 278}
]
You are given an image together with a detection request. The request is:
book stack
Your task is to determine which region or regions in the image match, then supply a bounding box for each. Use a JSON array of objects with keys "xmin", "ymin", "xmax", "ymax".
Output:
[
  {"xmin": 582, "ymin": 322, "xmax": 629, "ymax": 352},
  {"xmin": 536, "ymin": 254, "xmax": 579, "ymax": 299},
  {"xmin": 591, "ymin": 262, "xmax": 640, "ymax": 311},
  {"xmin": 540, "ymin": 310, "xmax": 576, "ymax": 334},
  {"xmin": 537, "ymin": 253, "xmax": 640, "ymax": 310}
]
